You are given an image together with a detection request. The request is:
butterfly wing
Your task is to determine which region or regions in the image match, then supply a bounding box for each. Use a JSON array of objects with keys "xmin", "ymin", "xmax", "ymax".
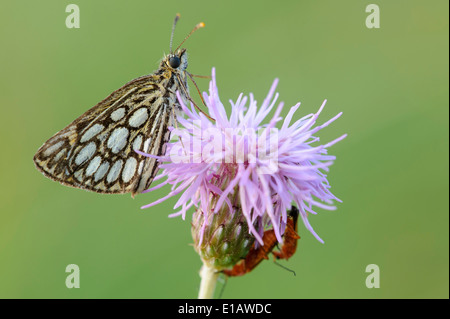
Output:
[{"xmin": 33, "ymin": 74, "xmax": 175, "ymax": 196}]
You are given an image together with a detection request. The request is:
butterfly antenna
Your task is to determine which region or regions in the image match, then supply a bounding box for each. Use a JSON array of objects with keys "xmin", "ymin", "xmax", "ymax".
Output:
[
  {"xmin": 174, "ymin": 22, "xmax": 205, "ymax": 52},
  {"xmin": 169, "ymin": 13, "xmax": 181, "ymax": 54},
  {"xmin": 273, "ymin": 260, "xmax": 296, "ymax": 276}
]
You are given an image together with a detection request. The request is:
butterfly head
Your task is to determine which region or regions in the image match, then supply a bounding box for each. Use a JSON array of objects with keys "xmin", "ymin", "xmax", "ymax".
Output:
[
  {"xmin": 166, "ymin": 48, "xmax": 188, "ymax": 71},
  {"xmin": 167, "ymin": 14, "xmax": 203, "ymax": 73}
]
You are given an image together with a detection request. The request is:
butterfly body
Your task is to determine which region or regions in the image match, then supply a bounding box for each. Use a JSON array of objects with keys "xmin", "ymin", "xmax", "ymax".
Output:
[{"xmin": 33, "ymin": 49, "xmax": 189, "ymax": 196}]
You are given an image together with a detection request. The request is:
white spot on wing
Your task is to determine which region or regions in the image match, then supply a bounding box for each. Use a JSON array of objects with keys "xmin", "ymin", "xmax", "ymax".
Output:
[
  {"xmin": 97, "ymin": 131, "xmax": 108, "ymax": 142},
  {"xmin": 80, "ymin": 124, "xmax": 104, "ymax": 143},
  {"xmin": 128, "ymin": 108, "xmax": 148, "ymax": 128},
  {"xmin": 94, "ymin": 162, "xmax": 109, "ymax": 182},
  {"xmin": 143, "ymin": 138, "xmax": 152, "ymax": 152},
  {"xmin": 107, "ymin": 127, "xmax": 129, "ymax": 154},
  {"xmin": 122, "ymin": 158, "xmax": 137, "ymax": 183},
  {"xmin": 110, "ymin": 108, "xmax": 126, "ymax": 122},
  {"xmin": 53, "ymin": 149, "xmax": 66, "ymax": 162},
  {"xmin": 75, "ymin": 142, "xmax": 96, "ymax": 165},
  {"xmin": 132, "ymin": 135, "xmax": 143, "ymax": 151},
  {"xmin": 107, "ymin": 160, "xmax": 123, "ymax": 183},
  {"xmin": 74, "ymin": 169, "xmax": 84, "ymax": 182},
  {"xmin": 43, "ymin": 141, "xmax": 64, "ymax": 157},
  {"xmin": 86, "ymin": 156, "xmax": 102, "ymax": 176}
]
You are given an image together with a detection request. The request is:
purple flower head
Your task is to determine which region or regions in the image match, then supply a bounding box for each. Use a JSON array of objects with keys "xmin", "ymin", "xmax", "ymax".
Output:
[{"xmin": 140, "ymin": 68, "xmax": 346, "ymax": 249}]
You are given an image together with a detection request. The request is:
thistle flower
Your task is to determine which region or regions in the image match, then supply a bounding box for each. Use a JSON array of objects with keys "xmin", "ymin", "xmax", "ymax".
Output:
[{"xmin": 139, "ymin": 68, "xmax": 346, "ymax": 298}]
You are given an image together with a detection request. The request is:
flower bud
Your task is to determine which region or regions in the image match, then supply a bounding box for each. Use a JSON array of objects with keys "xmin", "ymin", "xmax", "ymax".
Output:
[{"xmin": 191, "ymin": 204, "xmax": 255, "ymax": 271}]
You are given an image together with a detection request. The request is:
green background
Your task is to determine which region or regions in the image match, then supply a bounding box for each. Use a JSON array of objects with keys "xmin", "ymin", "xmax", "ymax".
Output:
[{"xmin": 0, "ymin": 0, "xmax": 448, "ymax": 298}]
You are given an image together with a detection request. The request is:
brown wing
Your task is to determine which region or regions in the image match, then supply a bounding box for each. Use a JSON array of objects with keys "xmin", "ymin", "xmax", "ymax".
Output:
[{"xmin": 33, "ymin": 74, "xmax": 175, "ymax": 195}]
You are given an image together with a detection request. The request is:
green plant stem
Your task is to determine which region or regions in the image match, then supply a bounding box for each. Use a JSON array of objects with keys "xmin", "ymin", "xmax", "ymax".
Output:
[{"xmin": 198, "ymin": 264, "xmax": 219, "ymax": 299}]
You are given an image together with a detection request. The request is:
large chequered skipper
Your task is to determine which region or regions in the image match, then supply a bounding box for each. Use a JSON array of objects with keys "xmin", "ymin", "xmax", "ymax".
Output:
[{"xmin": 34, "ymin": 14, "xmax": 207, "ymax": 197}]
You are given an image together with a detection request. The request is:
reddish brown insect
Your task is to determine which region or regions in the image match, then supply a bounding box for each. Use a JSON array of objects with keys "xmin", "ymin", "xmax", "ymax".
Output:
[
  {"xmin": 223, "ymin": 206, "xmax": 300, "ymax": 277},
  {"xmin": 272, "ymin": 206, "xmax": 300, "ymax": 260}
]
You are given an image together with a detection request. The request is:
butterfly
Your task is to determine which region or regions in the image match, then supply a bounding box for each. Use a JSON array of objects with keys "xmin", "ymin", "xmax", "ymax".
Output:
[
  {"xmin": 33, "ymin": 14, "xmax": 207, "ymax": 197},
  {"xmin": 223, "ymin": 206, "xmax": 301, "ymax": 277}
]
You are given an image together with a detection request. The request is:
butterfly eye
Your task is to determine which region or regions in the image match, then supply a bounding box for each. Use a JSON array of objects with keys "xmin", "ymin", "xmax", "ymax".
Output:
[{"xmin": 168, "ymin": 56, "xmax": 181, "ymax": 69}]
